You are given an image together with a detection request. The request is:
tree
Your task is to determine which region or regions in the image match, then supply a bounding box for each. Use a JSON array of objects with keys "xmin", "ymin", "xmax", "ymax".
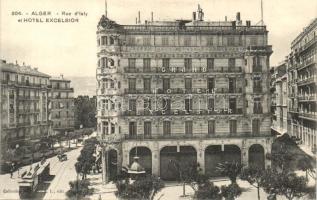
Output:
[
  {"xmin": 194, "ymin": 181, "xmax": 222, "ymax": 200},
  {"xmin": 261, "ymin": 169, "xmax": 309, "ymax": 200},
  {"xmin": 240, "ymin": 166, "xmax": 264, "ymax": 200},
  {"xmin": 115, "ymin": 175, "xmax": 164, "ymax": 200},
  {"xmin": 75, "ymin": 137, "xmax": 99, "ymax": 179},
  {"xmin": 66, "ymin": 179, "xmax": 93, "ymax": 199},
  {"xmin": 297, "ymin": 156, "xmax": 315, "ymax": 180},
  {"xmin": 167, "ymin": 160, "xmax": 199, "ymax": 197},
  {"xmin": 74, "ymin": 96, "xmax": 97, "ymax": 129},
  {"xmin": 220, "ymin": 183, "xmax": 242, "ymax": 200},
  {"xmin": 216, "ymin": 162, "xmax": 243, "ymax": 184},
  {"xmin": 267, "ymin": 143, "xmax": 293, "ymax": 172}
]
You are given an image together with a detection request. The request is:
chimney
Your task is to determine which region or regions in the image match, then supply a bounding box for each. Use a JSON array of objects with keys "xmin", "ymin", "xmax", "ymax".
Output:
[
  {"xmin": 34, "ymin": 67, "xmax": 38, "ymax": 71},
  {"xmin": 23, "ymin": 62, "xmax": 25, "ymax": 66},
  {"xmin": 60, "ymin": 74, "xmax": 64, "ymax": 79},
  {"xmin": 136, "ymin": 17, "xmax": 138, "ymax": 24},
  {"xmin": 246, "ymin": 20, "xmax": 251, "ymax": 27},
  {"xmin": 193, "ymin": 12, "xmax": 196, "ymax": 21},
  {"xmin": 138, "ymin": 11, "xmax": 141, "ymax": 24},
  {"xmin": 225, "ymin": 16, "xmax": 227, "ymax": 21},
  {"xmin": 145, "ymin": 20, "xmax": 148, "ymax": 25},
  {"xmin": 232, "ymin": 21, "xmax": 236, "ymax": 29},
  {"xmin": 15, "ymin": 60, "xmax": 18, "ymax": 65},
  {"xmin": 236, "ymin": 12, "xmax": 241, "ymax": 21},
  {"xmin": 151, "ymin": 12, "xmax": 153, "ymax": 22}
]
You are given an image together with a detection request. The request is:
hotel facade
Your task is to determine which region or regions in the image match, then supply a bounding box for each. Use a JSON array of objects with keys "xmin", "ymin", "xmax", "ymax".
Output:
[
  {"xmin": 96, "ymin": 7, "xmax": 273, "ymax": 182},
  {"xmin": 287, "ymin": 18, "xmax": 317, "ymax": 150}
]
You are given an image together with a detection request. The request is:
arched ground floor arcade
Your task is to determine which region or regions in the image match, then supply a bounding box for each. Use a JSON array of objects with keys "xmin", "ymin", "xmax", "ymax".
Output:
[{"xmin": 101, "ymin": 137, "xmax": 273, "ymax": 182}]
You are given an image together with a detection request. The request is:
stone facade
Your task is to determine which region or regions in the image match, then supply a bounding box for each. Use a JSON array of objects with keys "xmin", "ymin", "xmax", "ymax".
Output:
[
  {"xmin": 96, "ymin": 7, "xmax": 274, "ymax": 182},
  {"xmin": 49, "ymin": 75, "xmax": 75, "ymax": 135},
  {"xmin": 0, "ymin": 60, "xmax": 50, "ymax": 161},
  {"xmin": 287, "ymin": 18, "xmax": 317, "ymax": 150}
]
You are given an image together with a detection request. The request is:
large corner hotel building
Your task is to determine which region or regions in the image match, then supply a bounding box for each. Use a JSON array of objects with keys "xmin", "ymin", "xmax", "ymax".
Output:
[{"xmin": 96, "ymin": 6, "xmax": 273, "ymax": 182}]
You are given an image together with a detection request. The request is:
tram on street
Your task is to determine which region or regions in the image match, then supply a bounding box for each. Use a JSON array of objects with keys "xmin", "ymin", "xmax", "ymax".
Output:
[{"xmin": 18, "ymin": 159, "xmax": 50, "ymax": 199}]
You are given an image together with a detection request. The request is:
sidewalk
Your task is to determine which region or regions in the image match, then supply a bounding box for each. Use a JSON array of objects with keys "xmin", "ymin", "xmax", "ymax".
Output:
[{"xmin": 87, "ymin": 173, "xmax": 117, "ymax": 200}]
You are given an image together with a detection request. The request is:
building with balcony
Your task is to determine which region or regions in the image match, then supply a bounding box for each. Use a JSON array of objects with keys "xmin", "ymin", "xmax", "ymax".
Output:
[
  {"xmin": 49, "ymin": 75, "xmax": 75, "ymax": 136},
  {"xmin": 96, "ymin": 6, "xmax": 274, "ymax": 182},
  {"xmin": 0, "ymin": 60, "xmax": 50, "ymax": 162},
  {"xmin": 270, "ymin": 62, "xmax": 288, "ymax": 135},
  {"xmin": 287, "ymin": 18, "xmax": 317, "ymax": 150}
]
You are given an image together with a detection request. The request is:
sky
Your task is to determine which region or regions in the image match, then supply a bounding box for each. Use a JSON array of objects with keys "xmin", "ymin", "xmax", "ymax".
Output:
[{"xmin": 1, "ymin": 0, "xmax": 317, "ymax": 77}]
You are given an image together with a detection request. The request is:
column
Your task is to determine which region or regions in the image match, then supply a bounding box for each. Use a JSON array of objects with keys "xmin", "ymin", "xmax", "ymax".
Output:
[
  {"xmin": 197, "ymin": 149, "xmax": 205, "ymax": 174},
  {"xmin": 241, "ymin": 147, "xmax": 249, "ymax": 167},
  {"xmin": 101, "ymin": 148, "xmax": 108, "ymax": 184},
  {"xmin": 152, "ymin": 143, "xmax": 160, "ymax": 176},
  {"xmin": 265, "ymin": 144, "xmax": 272, "ymax": 169}
]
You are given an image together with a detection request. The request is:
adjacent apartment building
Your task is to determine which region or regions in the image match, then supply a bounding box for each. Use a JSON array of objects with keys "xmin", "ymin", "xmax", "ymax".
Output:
[
  {"xmin": 49, "ymin": 75, "xmax": 75, "ymax": 136},
  {"xmin": 270, "ymin": 62, "xmax": 288, "ymax": 135},
  {"xmin": 0, "ymin": 60, "xmax": 50, "ymax": 162},
  {"xmin": 96, "ymin": 6, "xmax": 273, "ymax": 182},
  {"xmin": 287, "ymin": 18, "xmax": 317, "ymax": 150}
]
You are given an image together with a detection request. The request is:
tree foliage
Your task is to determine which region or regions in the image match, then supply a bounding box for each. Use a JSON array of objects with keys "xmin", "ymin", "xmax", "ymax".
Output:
[
  {"xmin": 66, "ymin": 179, "xmax": 93, "ymax": 199},
  {"xmin": 216, "ymin": 162, "xmax": 243, "ymax": 184},
  {"xmin": 261, "ymin": 169, "xmax": 309, "ymax": 200},
  {"xmin": 74, "ymin": 95, "xmax": 97, "ymax": 129},
  {"xmin": 115, "ymin": 175, "xmax": 164, "ymax": 200},
  {"xmin": 75, "ymin": 137, "xmax": 100, "ymax": 179},
  {"xmin": 240, "ymin": 166, "xmax": 264, "ymax": 200},
  {"xmin": 194, "ymin": 181, "xmax": 222, "ymax": 200},
  {"xmin": 297, "ymin": 156, "xmax": 315, "ymax": 180},
  {"xmin": 220, "ymin": 183, "xmax": 242, "ymax": 200}
]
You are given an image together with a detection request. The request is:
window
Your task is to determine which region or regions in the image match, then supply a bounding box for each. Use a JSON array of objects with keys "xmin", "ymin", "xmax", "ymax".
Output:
[
  {"xmin": 229, "ymin": 98, "xmax": 237, "ymax": 113},
  {"xmin": 228, "ymin": 58, "xmax": 235, "ymax": 68},
  {"xmin": 109, "ymin": 37, "xmax": 114, "ymax": 45},
  {"xmin": 143, "ymin": 58, "xmax": 151, "ymax": 72},
  {"xmin": 208, "ymin": 120, "xmax": 215, "ymax": 135},
  {"xmin": 207, "ymin": 37, "xmax": 213, "ymax": 46},
  {"xmin": 253, "ymin": 77, "xmax": 262, "ymax": 93},
  {"xmin": 129, "ymin": 99, "xmax": 137, "ymax": 112},
  {"xmin": 184, "ymin": 36, "xmax": 191, "ymax": 46},
  {"xmin": 229, "ymin": 78, "xmax": 236, "ymax": 93},
  {"xmin": 102, "ymin": 121, "xmax": 108, "ymax": 135},
  {"xmin": 111, "ymin": 123, "xmax": 115, "ymax": 134},
  {"xmin": 185, "ymin": 121, "xmax": 193, "ymax": 135},
  {"xmin": 207, "ymin": 58, "xmax": 214, "ymax": 71},
  {"xmin": 162, "ymin": 37, "xmax": 169, "ymax": 46},
  {"xmin": 144, "ymin": 98, "xmax": 151, "ymax": 110},
  {"xmin": 185, "ymin": 98, "xmax": 192, "ymax": 112},
  {"xmin": 144, "ymin": 121, "xmax": 151, "ymax": 136},
  {"xmin": 254, "ymin": 97, "xmax": 262, "ymax": 114},
  {"xmin": 128, "ymin": 58, "xmax": 136, "ymax": 69},
  {"xmin": 184, "ymin": 58, "xmax": 192, "ymax": 72},
  {"xmin": 227, "ymin": 36, "xmax": 234, "ymax": 46},
  {"xmin": 229, "ymin": 120, "xmax": 237, "ymax": 134},
  {"xmin": 101, "ymin": 36, "xmax": 107, "ymax": 45},
  {"xmin": 128, "ymin": 37, "xmax": 136, "ymax": 45},
  {"xmin": 185, "ymin": 78, "xmax": 192, "ymax": 91},
  {"xmin": 208, "ymin": 98, "xmax": 214, "ymax": 110},
  {"xmin": 143, "ymin": 37, "xmax": 151, "ymax": 46},
  {"xmin": 163, "ymin": 121, "xmax": 171, "ymax": 135},
  {"xmin": 143, "ymin": 78, "xmax": 151, "ymax": 93},
  {"xmin": 128, "ymin": 78, "xmax": 136, "ymax": 91},
  {"xmin": 207, "ymin": 78, "xmax": 215, "ymax": 92},
  {"xmin": 253, "ymin": 56, "xmax": 262, "ymax": 72},
  {"xmin": 162, "ymin": 58, "xmax": 170, "ymax": 68},
  {"xmin": 163, "ymin": 78, "xmax": 170, "ymax": 91},
  {"xmin": 252, "ymin": 119, "xmax": 260, "ymax": 135},
  {"xmin": 162, "ymin": 98, "xmax": 171, "ymax": 111},
  {"xmin": 129, "ymin": 122, "xmax": 137, "ymax": 136}
]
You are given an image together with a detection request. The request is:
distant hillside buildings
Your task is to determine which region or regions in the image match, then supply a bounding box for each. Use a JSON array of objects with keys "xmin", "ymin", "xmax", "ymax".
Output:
[{"xmin": 0, "ymin": 60, "xmax": 75, "ymax": 162}]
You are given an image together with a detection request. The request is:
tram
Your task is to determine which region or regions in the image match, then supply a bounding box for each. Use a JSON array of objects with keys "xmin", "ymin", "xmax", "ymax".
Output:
[{"xmin": 18, "ymin": 159, "xmax": 50, "ymax": 199}]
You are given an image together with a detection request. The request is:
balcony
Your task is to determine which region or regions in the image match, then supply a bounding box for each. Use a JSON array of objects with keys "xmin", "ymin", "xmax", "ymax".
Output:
[
  {"xmin": 123, "ymin": 66, "xmax": 243, "ymax": 74},
  {"xmin": 298, "ymin": 111, "xmax": 317, "ymax": 121},
  {"xmin": 123, "ymin": 88, "xmax": 243, "ymax": 95},
  {"xmin": 252, "ymin": 66, "xmax": 262, "ymax": 73},
  {"xmin": 123, "ymin": 131, "xmax": 271, "ymax": 141},
  {"xmin": 297, "ymin": 76, "xmax": 316, "ymax": 86},
  {"xmin": 122, "ymin": 108, "xmax": 243, "ymax": 116},
  {"xmin": 298, "ymin": 94, "xmax": 317, "ymax": 102}
]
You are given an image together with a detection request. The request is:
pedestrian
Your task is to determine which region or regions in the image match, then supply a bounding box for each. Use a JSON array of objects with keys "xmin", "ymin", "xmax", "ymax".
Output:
[{"xmin": 10, "ymin": 167, "xmax": 13, "ymax": 178}]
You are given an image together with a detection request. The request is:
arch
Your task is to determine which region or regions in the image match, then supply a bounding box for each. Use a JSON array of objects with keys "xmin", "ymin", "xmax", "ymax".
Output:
[
  {"xmin": 107, "ymin": 149, "xmax": 118, "ymax": 181},
  {"xmin": 248, "ymin": 144, "xmax": 265, "ymax": 169},
  {"xmin": 205, "ymin": 145, "xmax": 241, "ymax": 177},
  {"xmin": 129, "ymin": 146, "xmax": 152, "ymax": 174},
  {"xmin": 160, "ymin": 146, "xmax": 197, "ymax": 181}
]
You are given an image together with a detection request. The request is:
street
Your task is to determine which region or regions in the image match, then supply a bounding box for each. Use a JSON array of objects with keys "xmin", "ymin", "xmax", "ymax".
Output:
[{"xmin": 0, "ymin": 146, "xmax": 82, "ymax": 200}]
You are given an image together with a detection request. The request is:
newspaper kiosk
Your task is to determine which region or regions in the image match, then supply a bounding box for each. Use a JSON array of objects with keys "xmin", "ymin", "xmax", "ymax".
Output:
[{"xmin": 18, "ymin": 159, "xmax": 50, "ymax": 199}]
